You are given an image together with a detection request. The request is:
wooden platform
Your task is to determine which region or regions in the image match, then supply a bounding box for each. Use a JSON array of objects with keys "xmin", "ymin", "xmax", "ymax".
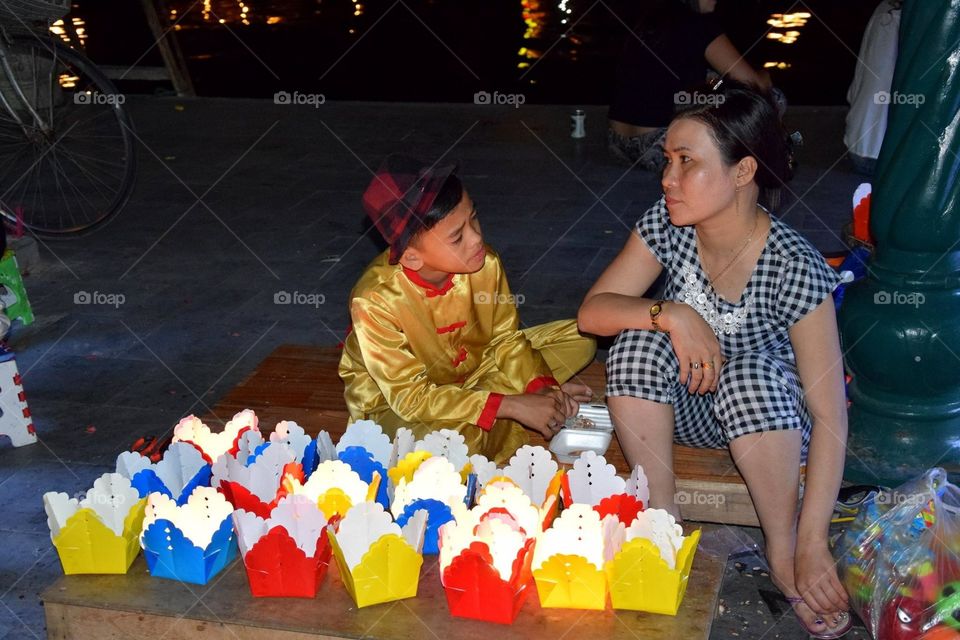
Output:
[
  {"xmin": 208, "ymin": 345, "xmax": 758, "ymax": 527},
  {"xmin": 42, "ymin": 530, "xmax": 725, "ymax": 640}
]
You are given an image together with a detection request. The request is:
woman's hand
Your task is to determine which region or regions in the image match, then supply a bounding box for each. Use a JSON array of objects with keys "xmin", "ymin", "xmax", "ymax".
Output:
[
  {"xmin": 659, "ymin": 302, "xmax": 723, "ymax": 394},
  {"xmin": 794, "ymin": 539, "xmax": 849, "ymax": 619}
]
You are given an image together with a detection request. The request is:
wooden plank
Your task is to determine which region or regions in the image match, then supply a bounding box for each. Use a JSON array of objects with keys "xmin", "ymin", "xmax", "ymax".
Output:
[
  {"xmin": 207, "ymin": 345, "xmax": 759, "ymax": 526},
  {"xmin": 42, "ymin": 527, "xmax": 725, "ymax": 640}
]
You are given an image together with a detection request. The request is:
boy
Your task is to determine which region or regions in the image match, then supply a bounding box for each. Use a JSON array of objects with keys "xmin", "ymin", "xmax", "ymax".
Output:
[{"xmin": 339, "ymin": 155, "xmax": 596, "ymax": 464}]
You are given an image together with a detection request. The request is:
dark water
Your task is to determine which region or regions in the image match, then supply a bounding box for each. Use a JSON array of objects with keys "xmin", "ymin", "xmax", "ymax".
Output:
[{"xmin": 76, "ymin": 0, "xmax": 877, "ymax": 105}]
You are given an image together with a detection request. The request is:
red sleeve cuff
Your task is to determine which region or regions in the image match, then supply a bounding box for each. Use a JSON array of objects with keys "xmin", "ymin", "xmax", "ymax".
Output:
[
  {"xmin": 477, "ymin": 393, "xmax": 504, "ymax": 431},
  {"xmin": 525, "ymin": 376, "xmax": 559, "ymax": 394}
]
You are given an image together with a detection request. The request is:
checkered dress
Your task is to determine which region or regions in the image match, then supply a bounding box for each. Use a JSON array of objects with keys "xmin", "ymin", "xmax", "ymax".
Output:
[{"xmin": 606, "ymin": 197, "xmax": 841, "ymax": 450}]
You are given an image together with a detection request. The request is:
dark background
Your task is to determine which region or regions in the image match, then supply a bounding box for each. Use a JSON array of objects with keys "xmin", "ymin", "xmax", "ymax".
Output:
[{"xmin": 76, "ymin": 0, "xmax": 879, "ymax": 104}]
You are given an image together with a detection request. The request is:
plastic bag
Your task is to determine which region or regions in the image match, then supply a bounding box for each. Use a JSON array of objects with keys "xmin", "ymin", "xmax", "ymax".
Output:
[{"xmin": 835, "ymin": 468, "xmax": 960, "ymax": 639}]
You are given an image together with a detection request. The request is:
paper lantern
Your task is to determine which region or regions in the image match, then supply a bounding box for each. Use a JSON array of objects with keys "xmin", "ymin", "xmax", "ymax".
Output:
[
  {"xmin": 212, "ymin": 442, "xmax": 303, "ymax": 518},
  {"xmin": 116, "ymin": 441, "xmax": 211, "ymax": 505},
  {"xmin": 43, "ymin": 473, "xmax": 146, "ymax": 574},
  {"xmin": 265, "ymin": 420, "xmax": 318, "ymax": 475},
  {"xmin": 234, "ymin": 494, "xmax": 331, "ymax": 597},
  {"xmin": 337, "ymin": 420, "xmax": 393, "ymax": 468},
  {"xmin": 391, "ymin": 456, "xmax": 466, "ymax": 554},
  {"xmin": 593, "ymin": 464, "xmax": 650, "ymax": 525},
  {"xmin": 561, "ymin": 451, "xmax": 626, "ymax": 507},
  {"xmin": 172, "ymin": 409, "xmax": 258, "ymax": 464},
  {"xmin": 467, "ymin": 453, "xmax": 499, "ymax": 490},
  {"xmin": 415, "ymin": 429, "xmax": 469, "ymax": 472},
  {"xmin": 438, "ymin": 483, "xmax": 542, "ymax": 624},
  {"xmin": 388, "ymin": 450, "xmax": 432, "ymax": 488},
  {"xmin": 604, "ymin": 509, "xmax": 701, "ymax": 615},
  {"xmin": 140, "ymin": 486, "xmax": 238, "ymax": 585},
  {"xmin": 286, "ymin": 459, "xmax": 376, "ymax": 519},
  {"xmin": 235, "ymin": 427, "xmax": 266, "ymax": 463},
  {"xmin": 503, "ymin": 445, "xmax": 560, "ymax": 505},
  {"xmin": 532, "ymin": 504, "xmax": 615, "ymax": 610},
  {"xmin": 327, "ymin": 501, "xmax": 426, "ymax": 607},
  {"xmin": 338, "ymin": 445, "xmax": 390, "ymax": 510},
  {"xmin": 315, "ymin": 430, "xmax": 337, "ymax": 464}
]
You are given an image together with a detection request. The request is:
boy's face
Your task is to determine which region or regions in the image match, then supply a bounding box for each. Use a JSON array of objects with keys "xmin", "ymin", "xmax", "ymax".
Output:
[{"xmin": 399, "ymin": 189, "xmax": 485, "ymax": 282}]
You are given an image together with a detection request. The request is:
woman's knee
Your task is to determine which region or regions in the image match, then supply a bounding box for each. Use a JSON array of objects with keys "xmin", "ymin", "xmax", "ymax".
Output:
[
  {"xmin": 605, "ymin": 329, "xmax": 678, "ymax": 401},
  {"xmin": 714, "ymin": 352, "xmax": 805, "ymax": 442}
]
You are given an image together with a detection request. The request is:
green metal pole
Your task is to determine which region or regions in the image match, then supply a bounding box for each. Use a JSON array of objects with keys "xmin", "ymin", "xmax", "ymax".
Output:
[{"xmin": 839, "ymin": 0, "xmax": 960, "ymax": 485}]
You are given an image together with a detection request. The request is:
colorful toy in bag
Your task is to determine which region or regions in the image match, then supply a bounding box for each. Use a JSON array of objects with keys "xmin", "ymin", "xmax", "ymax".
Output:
[
  {"xmin": 835, "ymin": 467, "xmax": 960, "ymax": 639},
  {"xmin": 43, "ymin": 473, "xmax": 146, "ymax": 574}
]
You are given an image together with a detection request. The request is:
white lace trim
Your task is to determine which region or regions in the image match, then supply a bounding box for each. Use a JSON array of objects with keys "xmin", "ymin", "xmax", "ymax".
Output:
[{"xmin": 677, "ymin": 265, "xmax": 753, "ymax": 336}]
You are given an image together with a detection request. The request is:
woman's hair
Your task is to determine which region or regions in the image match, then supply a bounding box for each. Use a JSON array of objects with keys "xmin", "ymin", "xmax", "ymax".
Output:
[{"xmin": 672, "ymin": 80, "xmax": 794, "ymax": 210}]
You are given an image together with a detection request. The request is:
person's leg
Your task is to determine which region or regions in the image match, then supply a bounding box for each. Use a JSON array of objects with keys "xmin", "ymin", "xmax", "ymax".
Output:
[
  {"xmin": 718, "ymin": 352, "xmax": 844, "ymax": 636},
  {"xmin": 522, "ymin": 319, "xmax": 597, "ymax": 384},
  {"xmin": 605, "ymin": 328, "xmax": 719, "ymax": 519},
  {"xmin": 607, "ymin": 394, "xmax": 679, "ymax": 519}
]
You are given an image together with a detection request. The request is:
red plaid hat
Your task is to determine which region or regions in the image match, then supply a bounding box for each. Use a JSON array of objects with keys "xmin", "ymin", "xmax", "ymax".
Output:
[{"xmin": 363, "ymin": 154, "xmax": 459, "ymax": 264}]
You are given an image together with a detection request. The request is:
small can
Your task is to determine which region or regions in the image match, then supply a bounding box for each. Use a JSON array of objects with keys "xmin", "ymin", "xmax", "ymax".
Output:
[{"xmin": 571, "ymin": 109, "xmax": 586, "ymax": 138}]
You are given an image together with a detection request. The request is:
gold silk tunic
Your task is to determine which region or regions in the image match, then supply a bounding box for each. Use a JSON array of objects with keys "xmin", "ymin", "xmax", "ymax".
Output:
[{"xmin": 339, "ymin": 247, "xmax": 596, "ymax": 464}]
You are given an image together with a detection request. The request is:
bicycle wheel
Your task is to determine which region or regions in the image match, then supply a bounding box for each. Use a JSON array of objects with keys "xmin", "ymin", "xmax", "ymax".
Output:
[{"xmin": 0, "ymin": 35, "xmax": 136, "ymax": 236}]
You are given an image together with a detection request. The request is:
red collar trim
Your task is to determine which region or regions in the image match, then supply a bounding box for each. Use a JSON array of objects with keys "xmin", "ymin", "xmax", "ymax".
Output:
[{"xmin": 402, "ymin": 266, "xmax": 455, "ymax": 297}]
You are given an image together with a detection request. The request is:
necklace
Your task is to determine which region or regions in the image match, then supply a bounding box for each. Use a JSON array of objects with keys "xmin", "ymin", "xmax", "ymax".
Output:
[{"xmin": 697, "ymin": 212, "xmax": 760, "ymax": 288}]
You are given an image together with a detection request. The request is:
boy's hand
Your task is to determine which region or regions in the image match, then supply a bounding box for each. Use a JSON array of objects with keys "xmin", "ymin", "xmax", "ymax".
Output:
[
  {"xmin": 560, "ymin": 382, "xmax": 592, "ymax": 404},
  {"xmin": 499, "ymin": 392, "xmax": 568, "ymax": 439}
]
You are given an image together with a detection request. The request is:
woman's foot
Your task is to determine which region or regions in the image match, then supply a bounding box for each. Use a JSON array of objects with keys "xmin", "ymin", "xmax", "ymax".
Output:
[{"xmin": 766, "ymin": 552, "xmax": 850, "ymax": 638}]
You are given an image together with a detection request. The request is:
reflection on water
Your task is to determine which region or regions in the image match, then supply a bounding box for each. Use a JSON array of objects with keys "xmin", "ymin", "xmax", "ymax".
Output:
[
  {"xmin": 70, "ymin": 0, "xmax": 876, "ymax": 104},
  {"xmin": 49, "ymin": 17, "xmax": 87, "ymax": 48}
]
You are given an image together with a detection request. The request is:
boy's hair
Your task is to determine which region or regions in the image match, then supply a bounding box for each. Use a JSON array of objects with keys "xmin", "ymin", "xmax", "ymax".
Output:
[
  {"xmin": 404, "ymin": 175, "xmax": 464, "ymax": 249},
  {"xmin": 361, "ymin": 154, "xmax": 459, "ymax": 263}
]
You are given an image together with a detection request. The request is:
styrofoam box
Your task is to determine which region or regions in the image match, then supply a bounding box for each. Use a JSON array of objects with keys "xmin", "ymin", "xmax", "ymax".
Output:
[{"xmin": 550, "ymin": 404, "xmax": 614, "ymax": 464}]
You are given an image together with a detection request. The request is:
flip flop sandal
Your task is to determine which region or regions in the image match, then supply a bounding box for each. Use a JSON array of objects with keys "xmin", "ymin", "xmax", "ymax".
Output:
[{"xmin": 784, "ymin": 596, "xmax": 852, "ymax": 639}]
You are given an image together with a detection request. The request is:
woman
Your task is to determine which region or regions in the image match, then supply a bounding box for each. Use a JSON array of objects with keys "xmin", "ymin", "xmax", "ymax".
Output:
[
  {"xmin": 608, "ymin": 0, "xmax": 772, "ymax": 172},
  {"xmin": 580, "ymin": 84, "xmax": 851, "ymax": 639}
]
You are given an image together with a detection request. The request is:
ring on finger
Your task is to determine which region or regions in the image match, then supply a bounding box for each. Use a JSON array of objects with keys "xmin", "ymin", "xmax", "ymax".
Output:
[
  {"xmin": 691, "ymin": 362, "xmax": 701, "ymax": 370},
  {"xmin": 702, "ymin": 361, "xmax": 714, "ymax": 370}
]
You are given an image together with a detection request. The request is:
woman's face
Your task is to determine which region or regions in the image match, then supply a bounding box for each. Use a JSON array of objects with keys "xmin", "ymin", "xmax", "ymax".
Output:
[{"xmin": 660, "ymin": 117, "xmax": 739, "ymax": 226}]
